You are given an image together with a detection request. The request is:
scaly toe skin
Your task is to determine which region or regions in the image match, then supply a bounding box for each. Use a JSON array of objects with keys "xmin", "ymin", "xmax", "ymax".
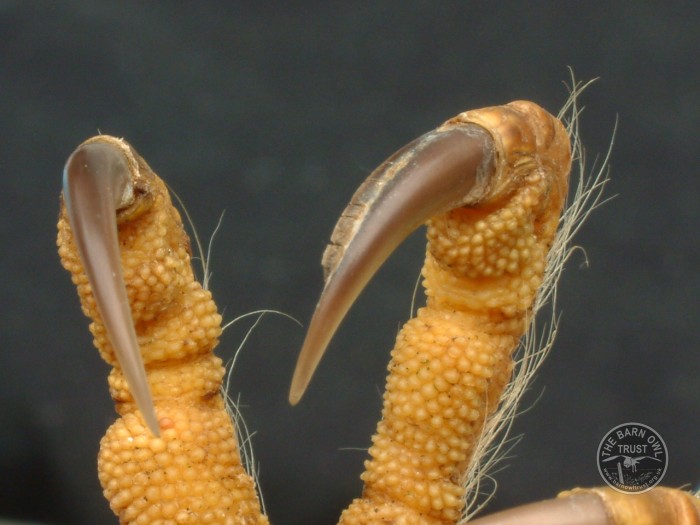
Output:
[{"xmin": 58, "ymin": 135, "xmax": 268, "ymax": 524}]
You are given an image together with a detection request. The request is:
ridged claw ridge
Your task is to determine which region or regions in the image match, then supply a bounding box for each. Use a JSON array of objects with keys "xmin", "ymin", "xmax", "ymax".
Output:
[
  {"xmin": 290, "ymin": 100, "xmax": 572, "ymax": 405},
  {"xmin": 289, "ymin": 123, "xmax": 495, "ymax": 404}
]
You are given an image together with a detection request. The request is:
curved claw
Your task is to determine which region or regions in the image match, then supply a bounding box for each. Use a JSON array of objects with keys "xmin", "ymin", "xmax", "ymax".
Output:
[
  {"xmin": 63, "ymin": 140, "xmax": 160, "ymax": 436},
  {"xmin": 466, "ymin": 493, "xmax": 610, "ymax": 525},
  {"xmin": 289, "ymin": 123, "xmax": 495, "ymax": 404},
  {"xmin": 469, "ymin": 486, "xmax": 700, "ymax": 524}
]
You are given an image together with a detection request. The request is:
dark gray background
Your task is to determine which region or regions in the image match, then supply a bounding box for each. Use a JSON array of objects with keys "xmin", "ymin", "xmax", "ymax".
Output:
[{"xmin": 1, "ymin": 2, "xmax": 698, "ymax": 524}]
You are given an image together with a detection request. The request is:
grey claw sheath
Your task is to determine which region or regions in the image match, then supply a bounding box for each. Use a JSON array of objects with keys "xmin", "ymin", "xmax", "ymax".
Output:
[
  {"xmin": 63, "ymin": 142, "xmax": 160, "ymax": 436},
  {"xmin": 289, "ymin": 123, "xmax": 494, "ymax": 404}
]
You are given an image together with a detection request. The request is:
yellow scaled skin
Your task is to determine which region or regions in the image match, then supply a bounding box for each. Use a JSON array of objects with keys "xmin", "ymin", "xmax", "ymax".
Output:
[
  {"xmin": 338, "ymin": 102, "xmax": 571, "ymax": 524},
  {"xmin": 57, "ymin": 136, "xmax": 268, "ymax": 525},
  {"xmin": 55, "ymin": 110, "xmax": 700, "ymax": 525}
]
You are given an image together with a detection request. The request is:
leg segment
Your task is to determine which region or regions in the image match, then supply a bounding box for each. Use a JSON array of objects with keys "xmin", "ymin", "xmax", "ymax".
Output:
[
  {"xmin": 58, "ymin": 136, "xmax": 268, "ymax": 524},
  {"xmin": 289, "ymin": 101, "xmax": 571, "ymax": 524}
]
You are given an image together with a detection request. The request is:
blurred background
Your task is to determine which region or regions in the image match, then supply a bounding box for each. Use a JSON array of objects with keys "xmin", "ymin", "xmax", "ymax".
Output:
[{"xmin": 1, "ymin": 2, "xmax": 698, "ymax": 524}]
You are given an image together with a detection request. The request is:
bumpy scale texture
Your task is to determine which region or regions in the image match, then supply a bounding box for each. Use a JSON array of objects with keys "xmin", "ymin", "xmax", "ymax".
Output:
[
  {"xmin": 58, "ymin": 137, "xmax": 268, "ymax": 525},
  {"xmin": 339, "ymin": 102, "xmax": 571, "ymax": 524}
]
